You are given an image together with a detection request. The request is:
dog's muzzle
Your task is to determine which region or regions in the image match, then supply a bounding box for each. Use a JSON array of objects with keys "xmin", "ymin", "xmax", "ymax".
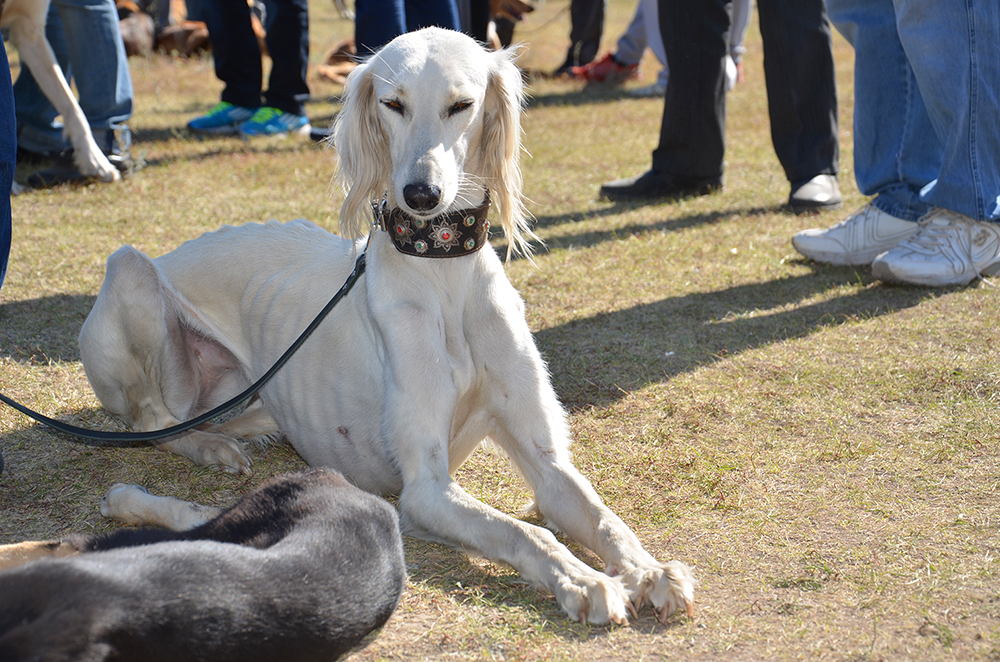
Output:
[{"xmin": 372, "ymin": 193, "xmax": 492, "ymax": 258}]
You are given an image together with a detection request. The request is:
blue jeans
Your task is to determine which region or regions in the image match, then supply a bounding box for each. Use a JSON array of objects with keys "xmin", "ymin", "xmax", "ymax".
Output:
[
  {"xmin": 355, "ymin": 0, "xmax": 460, "ymax": 55},
  {"xmin": 827, "ymin": 0, "xmax": 1000, "ymax": 222},
  {"xmin": 13, "ymin": 0, "xmax": 133, "ymax": 156}
]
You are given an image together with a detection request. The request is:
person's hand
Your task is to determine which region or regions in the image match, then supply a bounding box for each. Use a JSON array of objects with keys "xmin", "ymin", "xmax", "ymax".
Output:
[{"xmin": 491, "ymin": 0, "xmax": 534, "ymax": 22}]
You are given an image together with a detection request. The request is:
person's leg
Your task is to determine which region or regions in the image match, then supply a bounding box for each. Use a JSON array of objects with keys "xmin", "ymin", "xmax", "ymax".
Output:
[
  {"xmin": 355, "ymin": 0, "xmax": 406, "ymax": 55},
  {"xmin": 403, "ymin": 0, "xmax": 460, "ymax": 33},
  {"xmin": 53, "ymin": 0, "xmax": 133, "ymax": 154},
  {"xmin": 758, "ymin": 0, "xmax": 838, "ymax": 185},
  {"xmin": 614, "ymin": 0, "xmax": 649, "ymax": 65},
  {"xmin": 895, "ymin": 0, "xmax": 1000, "ymax": 222},
  {"xmin": 13, "ymin": 4, "xmax": 70, "ymax": 155},
  {"xmin": 640, "ymin": 0, "xmax": 666, "ymax": 68},
  {"xmin": 556, "ymin": 0, "xmax": 606, "ymax": 72},
  {"xmin": 600, "ymin": 0, "xmax": 729, "ymax": 200},
  {"xmin": 757, "ymin": 0, "xmax": 840, "ymax": 211},
  {"xmin": 261, "ymin": 0, "xmax": 310, "ymax": 117},
  {"xmin": 652, "ymin": 0, "xmax": 729, "ymax": 181},
  {"xmin": 791, "ymin": 0, "xmax": 929, "ymax": 264},
  {"xmin": 574, "ymin": 0, "xmax": 641, "ymax": 84},
  {"xmin": 201, "ymin": 0, "xmax": 263, "ymax": 110},
  {"xmin": 867, "ymin": 1, "xmax": 1000, "ymax": 286},
  {"xmin": 729, "ymin": 0, "xmax": 752, "ymax": 62},
  {"xmin": 826, "ymin": 0, "xmax": 938, "ymax": 221},
  {"xmin": 0, "ymin": 43, "xmax": 15, "ymax": 293}
]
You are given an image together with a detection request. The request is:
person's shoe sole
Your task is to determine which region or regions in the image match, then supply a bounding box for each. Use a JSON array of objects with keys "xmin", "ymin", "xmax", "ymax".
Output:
[{"xmin": 788, "ymin": 198, "xmax": 843, "ymax": 214}]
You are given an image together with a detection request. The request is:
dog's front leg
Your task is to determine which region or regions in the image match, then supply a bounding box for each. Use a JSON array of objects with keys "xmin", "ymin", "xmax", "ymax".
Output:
[
  {"xmin": 479, "ymin": 296, "xmax": 696, "ymax": 623},
  {"xmin": 378, "ymin": 307, "xmax": 629, "ymax": 625},
  {"xmin": 506, "ymin": 440, "xmax": 696, "ymax": 623},
  {"xmin": 400, "ymin": 470, "xmax": 633, "ymax": 624},
  {"xmin": 493, "ymin": 395, "xmax": 697, "ymax": 623},
  {"xmin": 7, "ymin": 18, "xmax": 121, "ymax": 183},
  {"xmin": 100, "ymin": 483, "xmax": 221, "ymax": 529}
]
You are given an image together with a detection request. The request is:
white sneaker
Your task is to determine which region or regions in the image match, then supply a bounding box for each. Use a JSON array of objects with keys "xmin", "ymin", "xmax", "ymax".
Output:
[
  {"xmin": 871, "ymin": 208, "xmax": 1000, "ymax": 286},
  {"xmin": 791, "ymin": 202, "xmax": 918, "ymax": 265}
]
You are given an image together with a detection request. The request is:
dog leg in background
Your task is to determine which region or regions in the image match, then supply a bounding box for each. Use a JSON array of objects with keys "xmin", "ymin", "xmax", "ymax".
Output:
[
  {"xmin": 4, "ymin": 16, "xmax": 121, "ymax": 183},
  {"xmin": 197, "ymin": 398, "xmax": 280, "ymax": 443},
  {"xmin": 101, "ymin": 483, "xmax": 221, "ymax": 529}
]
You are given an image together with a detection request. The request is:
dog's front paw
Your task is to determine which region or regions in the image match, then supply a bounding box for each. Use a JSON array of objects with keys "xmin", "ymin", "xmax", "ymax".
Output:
[
  {"xmin": 618, "ymin": 561, "xmax": 697, "ymax": 624},
  {"xmin": 198, "ymin": 437, "xmax": 252, "ymax": 475},
  {"xmin": 100, "ymin": 483, "xmax": 151, "ymax": 525},
  {"xmin": 159, "ymin": 431, "xmax": 252, "ymax": 474},
  {"xmin": 553, "ymin": 573, "xmax": 631, "ymax": 625}
]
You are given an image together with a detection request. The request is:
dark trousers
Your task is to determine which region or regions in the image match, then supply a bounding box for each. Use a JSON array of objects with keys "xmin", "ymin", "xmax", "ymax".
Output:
[
  {"xmin": 653, "ymin": 0, "xmax": 839, "ymax": 184},
  {"xmin": 557, "ymin": 0, "xmax": 605, "ymax": 71},
  {"xmin": 0, "ymin": 42, "xmax": 13, "ymax": 292},
  {"xmin": 202, "ymin": 0, "xmax": 310, "ymax": 117}
]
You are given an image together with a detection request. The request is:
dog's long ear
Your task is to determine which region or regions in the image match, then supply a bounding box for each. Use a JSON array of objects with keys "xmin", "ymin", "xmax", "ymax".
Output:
[
  {"xmin": 333, "ymin": 59, "xmax": 392, "ymax": 241},
  {"xmin": 480, "ymin": 47, "xmax": 537, "ymax": 260}
]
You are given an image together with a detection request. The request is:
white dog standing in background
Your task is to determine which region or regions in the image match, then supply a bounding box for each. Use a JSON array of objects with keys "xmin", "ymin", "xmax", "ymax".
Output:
[
  {"xmin": 1, "ymin": 0, "xmax": 121, "ymax": 184},
  {"xmin": 78, "ymin": 27, "xmax": 695, "ymax": 625}
]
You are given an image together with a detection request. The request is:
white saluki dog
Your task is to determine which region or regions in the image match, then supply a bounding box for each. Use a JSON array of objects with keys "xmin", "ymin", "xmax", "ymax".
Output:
[
  {"xmin": 78, "ymin": 27, "xmax": 695, "ymax": 625},
  {"xmin": 1, "ymin": 0, "xmax": 121, "ymax": 184}
]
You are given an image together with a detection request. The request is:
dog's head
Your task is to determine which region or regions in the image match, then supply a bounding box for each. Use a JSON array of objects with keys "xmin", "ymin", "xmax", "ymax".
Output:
[{"xmin": 333, "ymin": 27, "xmax": 534, "ymax": 258}]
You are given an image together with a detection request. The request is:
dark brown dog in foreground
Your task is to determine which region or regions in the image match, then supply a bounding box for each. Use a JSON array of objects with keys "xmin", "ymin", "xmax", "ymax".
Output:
[{"xmin": 0, "ymin": 469, "xmax": 405, "ymax": 662}]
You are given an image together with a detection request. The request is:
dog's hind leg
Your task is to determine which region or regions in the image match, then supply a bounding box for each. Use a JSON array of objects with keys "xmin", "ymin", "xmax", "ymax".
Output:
[
  {"xmin": 100, "ymin": 483, "xmax": 221, "ymax": 529},
  {"xmin": 6, "ymin": 17, "xmax": 121, "ymax": 183},
  {"xmin": 80, "ymin": 246, "xmax": 252, "ymax": 473},
  {"xmin": 197, "ymin": 398, "xmax": 281, "ymax": 443}
]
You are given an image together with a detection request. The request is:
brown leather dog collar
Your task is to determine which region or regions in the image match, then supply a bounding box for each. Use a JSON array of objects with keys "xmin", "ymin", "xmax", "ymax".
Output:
[{"xmin": 372, "ymin": 194, "xmax": 491, "ymax": 258}]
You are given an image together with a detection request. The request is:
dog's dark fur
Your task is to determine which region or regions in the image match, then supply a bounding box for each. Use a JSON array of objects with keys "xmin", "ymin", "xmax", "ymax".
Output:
[{"xmin": 0, "ymin": 470, "xmax": 406, "ymax": 662}]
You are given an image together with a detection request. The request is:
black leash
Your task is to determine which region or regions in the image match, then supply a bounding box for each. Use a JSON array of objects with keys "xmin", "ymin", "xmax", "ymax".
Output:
[{"xmin": 0, "ymin": 252, "xmax": 367, "ymax": 447}]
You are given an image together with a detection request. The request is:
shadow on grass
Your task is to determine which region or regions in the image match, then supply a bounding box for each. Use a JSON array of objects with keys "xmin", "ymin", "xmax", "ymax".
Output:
[
  {"xmin": 495, "ymin": 205, "xmax": 782, "ymax": 262},
  {"xmin": 525, "ymin": 86, "xmax": 657, "ymax": 109},
  {"xmin": 127, "ymin": 127, "xmax": 333, "ymax": 171},
  {"xmin": 535, "ymin": 268, "xmax": 948, "ymax": 410},
  {"xmin": 0, "ymin": 294, "xmax": 95, "ymax": 362}
]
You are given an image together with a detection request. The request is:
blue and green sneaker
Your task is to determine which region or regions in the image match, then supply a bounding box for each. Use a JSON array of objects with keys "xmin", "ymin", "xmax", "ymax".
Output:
[
  {"xmin": 238, "ymin": 107, "xmax": 311, "ymax": 137},
  {"xmin": 187, "ymin": 102, "xmax": 256, "ymax": 135}
]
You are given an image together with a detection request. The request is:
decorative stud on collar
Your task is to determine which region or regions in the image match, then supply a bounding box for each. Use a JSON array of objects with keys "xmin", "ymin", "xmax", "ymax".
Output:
[{"xmin": 372, "ymin": 193, "xmax": 491, "ymax": 258}]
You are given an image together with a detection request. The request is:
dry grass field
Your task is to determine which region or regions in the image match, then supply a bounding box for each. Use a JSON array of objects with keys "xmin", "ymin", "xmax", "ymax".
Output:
[{"xmin": 2, "ymin": 1, "xmax": 999, "ymax": 660}]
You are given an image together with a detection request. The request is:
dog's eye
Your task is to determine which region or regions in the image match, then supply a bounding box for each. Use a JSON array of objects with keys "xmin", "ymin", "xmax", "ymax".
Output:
[
  {"xmin": 448, "ymin": 100, "xmax": 473, "ymax": 117},
  {"xmin": 382, "ymin": 99, "xmax": 405, "ymax": 115}
]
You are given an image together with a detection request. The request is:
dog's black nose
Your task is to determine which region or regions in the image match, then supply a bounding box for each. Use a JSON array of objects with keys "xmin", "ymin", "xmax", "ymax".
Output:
[{"xmin": 403, "ymin": 183, "xmax": 442, "ymax": 212}]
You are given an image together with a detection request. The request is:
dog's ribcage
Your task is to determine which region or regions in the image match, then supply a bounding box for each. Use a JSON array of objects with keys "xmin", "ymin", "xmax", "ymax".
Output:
[{"xmin": 158, "ymin": 219, "xmax": 524, "ymax": 495}]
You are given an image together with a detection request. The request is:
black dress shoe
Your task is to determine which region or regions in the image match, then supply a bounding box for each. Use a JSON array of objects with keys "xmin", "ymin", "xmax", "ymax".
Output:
[
  {"xmin": 26, "ymin": 154, "xmax": 93, "ymax": 188},
  {"xmin": 788, "ymin": 174, "xmax": 842, "ymax": 213},
  {"xmin": 599, "ymin": 169, "xmax": 722, "ymax": 202},
  {"xmin": 16, "ymin": 146, "xmax": 65, "ymax": 166},
  {"xmin": 26, "ymin": 149, "xmax": 131, "ymax": 189}
]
